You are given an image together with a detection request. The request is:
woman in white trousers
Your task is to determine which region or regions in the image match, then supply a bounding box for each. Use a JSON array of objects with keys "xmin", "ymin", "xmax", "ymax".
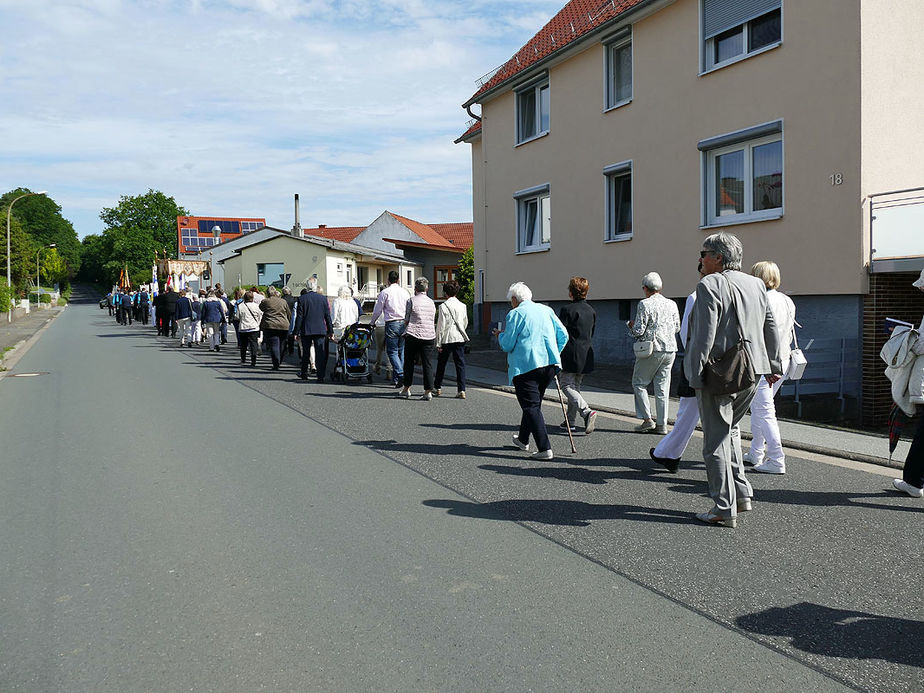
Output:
[{"xmin": 745, "ymin": 261, "xmax": 795, "ymax": 474}]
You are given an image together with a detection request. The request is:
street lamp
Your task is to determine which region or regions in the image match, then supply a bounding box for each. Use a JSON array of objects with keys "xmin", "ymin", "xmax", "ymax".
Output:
[
  {"xmin": 6, "ymin": 190, "xmax": 47, "ymax": 322},
  {"xmin": 35, "ymin": 243, "xmax": 56, "ymax": 307}
]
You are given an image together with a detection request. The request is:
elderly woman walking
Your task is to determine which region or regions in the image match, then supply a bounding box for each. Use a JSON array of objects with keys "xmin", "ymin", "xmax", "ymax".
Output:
[
  {"xmin": 434, "ymin": 280, "xmax": 469, "ymax": 399},
  {"xmin": 259, "ymin": 287, "xmax": 292, "ymax": 371},
  {"xmin": 331, "ymin": 284, "xmax": 359, "ymax": 341},
  {"xmin": 399, "ymin": 277, "xmax": 437, "ymax": 400},
  {"xmin": 237, "ymin": 290, "xmax": 263, "ymax": 366},
  {"xmin": 200, "ymin": 290, "xmax": 228, "ymax": 352},
  {"xmin": 494, "ymin": 282, "xmax": 569, "ymax": 460},
  {"xmin": 558, "ymin": 276, "xmax": 597, "ymax": 434},
  {"xmin": 629, "ymin": 272, "xmax": 680, "ymax": 434}
]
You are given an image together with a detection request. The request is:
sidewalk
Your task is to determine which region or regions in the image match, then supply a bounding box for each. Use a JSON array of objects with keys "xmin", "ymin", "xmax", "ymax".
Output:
[
  {"xmin": 0, "ymin": 306, "xmax": 65, "ymax": 372},
  {"xmin": 461, "ymin": 342, "xmax": 909, "ymax": 470}
]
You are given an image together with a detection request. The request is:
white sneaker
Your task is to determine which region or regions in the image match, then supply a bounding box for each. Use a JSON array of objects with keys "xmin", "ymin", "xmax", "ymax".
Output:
[
  {"xmin": 531, "ymin": 449, "xmax": 554, "ymax": 460},
  {"xmin": 891, "ymin": 478, "xmax": 924, "ymax": 498},
  {"xmin": 752, "ymin": 459, "xmax": 785, "ymax": 475},
  {"xmin": 420, "ymin": 392, "xmax": 432, "ymax": 401},
  {"xmin": 634, "ymin": 419, "xmax": 656, "ymax": 433},
  {"xmin": 398, "ymin": 389, "xmax": 411, "ymax": 399},
  {"xmin": 432, "ymin": 389, "xmax": 441, "ymax": 397},
  {"xmin": 742, "ymin": 450, "xmax": 763, "ymax": 467},
  {"xmin": 583, "ymin": 410, "xmax": 597, "ymax": 435},
  {"xmin": 511, "ymin": 435, "xmax": 531, "ymax": 452}
]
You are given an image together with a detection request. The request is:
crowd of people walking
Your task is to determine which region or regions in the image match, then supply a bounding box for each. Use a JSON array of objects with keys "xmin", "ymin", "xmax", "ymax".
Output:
[{"xmin": 103, "ymin": 230, "xmax": 924, "ymax": 525}]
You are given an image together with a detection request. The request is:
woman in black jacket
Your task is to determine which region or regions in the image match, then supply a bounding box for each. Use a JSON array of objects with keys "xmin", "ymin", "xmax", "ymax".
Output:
[{"xmin": 558, "ymin": 276, "xmax": 597, "ymax": 434}]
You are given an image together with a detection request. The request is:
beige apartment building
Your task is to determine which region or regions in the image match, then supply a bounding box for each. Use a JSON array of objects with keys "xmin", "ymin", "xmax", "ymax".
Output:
[{"xmin": 457, "ymin": 0, "xmax": 924, "ymax": 424}]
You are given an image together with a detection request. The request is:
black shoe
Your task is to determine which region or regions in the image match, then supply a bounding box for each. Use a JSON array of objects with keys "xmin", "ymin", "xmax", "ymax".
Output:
[
  {"xmin": 215, "ymin": 346, "xmax": 220, "ymax": 352},
  {"xmin": 649, "ymin": 447, "xmax": 679, "ymax": 474},
  {"xmin": 298, "ymin": 373, "xmax": 308, "ymax": 380}
]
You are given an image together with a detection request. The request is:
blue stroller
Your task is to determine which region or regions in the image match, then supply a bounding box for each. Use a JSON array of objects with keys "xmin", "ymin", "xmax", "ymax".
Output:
[{"xmin": 331, "ymin": 323, "xmax": 374, "ymax": 383}]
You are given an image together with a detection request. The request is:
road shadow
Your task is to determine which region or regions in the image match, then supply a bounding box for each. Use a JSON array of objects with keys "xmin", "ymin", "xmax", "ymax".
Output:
[
  {"xmin": 752, "ymin": 488, "xmax": 924, "ymax": 514},
  {"xmin": 736, "ymin": 602, "xmax": 924, "ymax": 668},
  {"xmin": 422, "ymin": 498, "xmax": 692, "ymax": 527},
  {"xmin": 478, "ymin": 463, "xmax": 708, "ymax": 489},
  {"xmin": 354, "ymin": 439, "xmax": 522, "ymax": 459},
  {"xmin": 419, "ymin": 422, "xmax": 517, "ymax": 432}
]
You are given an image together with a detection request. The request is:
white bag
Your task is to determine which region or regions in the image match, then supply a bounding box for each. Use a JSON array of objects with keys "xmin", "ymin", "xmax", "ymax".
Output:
[
  {"xmin": 786, "ymin": 328, "xmax": 807, "ymax": 380},
  {"xmin": 633, "ymin": 340, "xmax": 653, "ymax": 359}
]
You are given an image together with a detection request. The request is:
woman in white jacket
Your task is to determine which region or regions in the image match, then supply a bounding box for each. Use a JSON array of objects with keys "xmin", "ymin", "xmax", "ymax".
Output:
[
  {"xmin": 433, "ymin": 280, "xmax": 468, "ymax": 399},
  {"xmin": 237, "ymin": 291, "xmax": 263, "ymax": 366},
  {"xmin": 745, "ymin": 261, "xmax": 796, "ymax": 475}
]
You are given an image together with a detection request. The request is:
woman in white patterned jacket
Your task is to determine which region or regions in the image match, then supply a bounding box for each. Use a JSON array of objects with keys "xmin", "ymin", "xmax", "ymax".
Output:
[{"xmin": 628, "ymin": 272, "xmax": 680, "ymax": 434}]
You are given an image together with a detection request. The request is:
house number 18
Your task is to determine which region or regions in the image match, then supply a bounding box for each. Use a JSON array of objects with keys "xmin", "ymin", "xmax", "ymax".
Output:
[{"xmin": 830, "ymin": 173, "xmax": 844, "ymax": 185}]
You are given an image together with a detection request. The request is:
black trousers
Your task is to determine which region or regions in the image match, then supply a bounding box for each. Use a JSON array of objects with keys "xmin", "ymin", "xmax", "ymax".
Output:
[
  {"xmin": 403, "ymin": 335, "xmax": 434, "ymax": 390},
  {"xmin": 264, "ymin": 329, "xmax": 287, "ymax": 369},
  {"xmin": 239, "ymin": 331, "xmax": 259, "ymax": 365},
  {"xmin": 434, "ymin": 342, "xmax": 466, "ymax": 392},
  {"xmin": 139, "ymin": 304, "xmax": 149, "ymax": 325},
  {"xmin": 119, "ymin": 305, "xmax": 132, "ymax": 325},
  {"xmin": 903, "ymin": 413, "xmax": 924, "ymax": 489},
  {"xmin": 162, "ymin": 312, "xmax": 176, "ymax": 337},
  {"xmin": 299, "ymin": 335, "xmax": 328, "ymax": 380},
  {"xmin": 513, "ymin": 366, "xmax": 556, "ymax": 453}
]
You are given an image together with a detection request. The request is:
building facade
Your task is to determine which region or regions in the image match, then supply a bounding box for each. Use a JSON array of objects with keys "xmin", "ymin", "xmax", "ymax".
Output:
[{"xmin": 458, "ymin": 0, "xmax": 924, "ymax": 425}]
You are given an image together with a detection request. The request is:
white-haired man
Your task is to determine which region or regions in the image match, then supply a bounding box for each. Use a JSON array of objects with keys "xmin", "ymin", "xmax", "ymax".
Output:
[{"xmin": 684, "ymin": 232, "xmax": 782, "ymax": 528}]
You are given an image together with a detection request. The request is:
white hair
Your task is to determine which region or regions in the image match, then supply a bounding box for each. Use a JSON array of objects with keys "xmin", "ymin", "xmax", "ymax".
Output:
[
  {"xmin": 337, "ymin": 284, "xmax": 352, "ymax": 300},
  {"xmin": 306, "ymin": 277, "xmax": 319, "ymax": 292},
  {"xmin": 642, "ymin": 272, "xmax": 662, "ymax": 292},
  {"xmin": 506, "ymin": 282, "xmax": 532, "ymax": 303}
]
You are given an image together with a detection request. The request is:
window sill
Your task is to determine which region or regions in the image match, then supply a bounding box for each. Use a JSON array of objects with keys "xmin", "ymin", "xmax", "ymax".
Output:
[
  {"xmin": 515, "ymin": 131, "xmax": 549, "ymax": 148},
  {"xmin": 604, "ymin": 234, "xmax": 633, "ymax": 243},
  {"xmin": 603, "ymin": 98, "xmax": 632, "ymax": 114},
  {"xmin": 699, "ymin": 42, "xmax": 781, "ymax": 77},
  {"xmin": 516, "ymin": 247, "xmax": 551, "ymax": 255},
  {"xmin": 700, "ymin": 211, "xmax": 783, "ymax": 230}
]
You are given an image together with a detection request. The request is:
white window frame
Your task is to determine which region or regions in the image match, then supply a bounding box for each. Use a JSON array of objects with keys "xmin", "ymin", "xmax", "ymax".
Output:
[
  {"xmin": 701, "ymin": 126, "xmax": 783, "ymax": 227},
  {"xmin": 701, "ymin": 3, "xmax": 782, "ymax": 73},
  {"xmin": 603, "ymin": 31, "xmax": 633, "ymax": 111},
  {"xmin": 514, "ymin": 74, "xmax": 550, "ymax": 145},
  {"xmin": 604, "ymin": 161, "xmax": 633, "ymax": 242},
  {"xmin": 514, "ymin": 184, "xmax": 551, "ymax": 253}
]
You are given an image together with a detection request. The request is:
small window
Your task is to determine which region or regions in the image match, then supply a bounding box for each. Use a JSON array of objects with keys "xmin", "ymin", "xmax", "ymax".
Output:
[
  {"xmin": 704, "ymin": 133, "xmax": 782, "ymax": 225},
  {"xmin": 514, "ymin": 185, "xmax": 551, "ymax": 252},
  {"xmin": 516, "ymin": 77, "xmax": 550, "ymax": 144},
  {"xmin": 406, "ymin": 270, "xmax": 412, "ymax": 286},
  {"xmin": 605, "ymin": 36, "xmax": 632, "ymax": 109},
  {"xmin": 604, "ymin": 162, "xmax": 633, "ymax": 240},
  {"xmin": 702, "ymin": 3, "xmax": 781, "ymax": 71}
]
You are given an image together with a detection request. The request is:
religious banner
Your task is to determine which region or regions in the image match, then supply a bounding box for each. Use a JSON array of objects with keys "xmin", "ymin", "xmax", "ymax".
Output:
[{"xmin": 158, "ymin": 259, "xmax": 208, "ymax": 278}]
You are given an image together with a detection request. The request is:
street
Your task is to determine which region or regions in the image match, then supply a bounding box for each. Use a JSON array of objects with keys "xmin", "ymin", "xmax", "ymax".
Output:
[{"xmin": 0, "ymin": 297, "xmax": 920, "ymax": 692}]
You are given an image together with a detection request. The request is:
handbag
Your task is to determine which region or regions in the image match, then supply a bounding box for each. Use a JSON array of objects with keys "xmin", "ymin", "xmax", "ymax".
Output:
[
  {"xmin": 633, "ymin": 340, "xmax": 654, "ymax": 359},
  {"xmin": 787, "ymin": 327, "xmax": 807, "ymax": 380},
  {"xmin": 703, "ymin": 274, "xmax": 756, "ymax": 395}
]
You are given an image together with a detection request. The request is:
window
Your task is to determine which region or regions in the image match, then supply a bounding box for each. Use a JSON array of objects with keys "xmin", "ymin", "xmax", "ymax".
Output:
[
  {"xmin": 700, "ymin": 121, "xmax": 782, "ymax": 226},
  {"xmin": 604, "ymin": 161, "xmax": 632, "ymax": 240},
  {"xmin": 605, "ymin": 33, "xmax": 632, "ymax": 109},
  {"xmin": 257, "ymin": 262, "xmax": 285, "ymax": 286},
  {"xmin": 514, "ymin": 184, "xmax": 551, "ymax": 252},
  {"xmin": 406, "ymin": 270, "xmax": 413, "ymax": 287},
  {"xmin": 515, "ymin": 76, "xmax": 550, "ymax": 144},
  {"xmin": 702, "ymin": 1, "xmax": 781, "ymax": 70}
]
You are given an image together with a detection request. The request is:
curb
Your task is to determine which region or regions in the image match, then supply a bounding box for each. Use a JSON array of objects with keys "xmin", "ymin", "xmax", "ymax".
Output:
[
  {"xmin": 462, "ymin": 374, "xmax": 903, "ymax": 471},
  {"xmin": 0, "ymin": 306, "xmax": 67, "ymax": 379}
]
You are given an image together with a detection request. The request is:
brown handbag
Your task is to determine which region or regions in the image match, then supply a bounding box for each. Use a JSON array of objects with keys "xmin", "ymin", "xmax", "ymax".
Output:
[{"xmin": 703, "ymin": 274, "xmax": 756, "ymax": 395}]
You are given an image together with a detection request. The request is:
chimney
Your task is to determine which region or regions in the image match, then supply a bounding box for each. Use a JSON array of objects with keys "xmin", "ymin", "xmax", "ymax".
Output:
[
  {"xmin": 319, "ymin": 224, "xmax": 326, "ymax": 229},
  {"xmin": 293, "ymin": 194, "xmax": 303, "ymax": 237}
]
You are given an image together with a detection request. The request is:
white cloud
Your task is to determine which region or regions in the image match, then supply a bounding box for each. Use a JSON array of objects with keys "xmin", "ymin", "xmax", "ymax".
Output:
[{"xmin": 0, "ymin": 0, "xmax": 564, "ymax": 237}]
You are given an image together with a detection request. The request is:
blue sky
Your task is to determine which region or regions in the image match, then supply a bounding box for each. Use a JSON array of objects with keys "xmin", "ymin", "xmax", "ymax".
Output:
[{"xmin": 1, "ymin": 0, "xmax": 564, "ymax": 239}]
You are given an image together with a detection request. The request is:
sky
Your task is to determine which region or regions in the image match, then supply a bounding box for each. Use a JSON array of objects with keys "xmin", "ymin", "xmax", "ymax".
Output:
[{"xmin": 1, "ymin": 0, "xmax": 564, "ymax": 239}]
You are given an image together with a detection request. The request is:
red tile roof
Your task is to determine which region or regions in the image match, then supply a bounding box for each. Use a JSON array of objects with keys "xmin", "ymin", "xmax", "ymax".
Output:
[
  {"xmin": 454, "ymin": 120, "xmax": 482, "ymax": 143},
  {"xmin": 388, "ymin": 212, "xmax": 459, "ymax": 250},
  {"xmin": 305, "ymin": 226, "xmax": 365, "ymax": 243},
  {"xmin": 429, "ymin": 222, "xmax": 473, "ymax": 250},
  {"xmin": 465, "ymin": 0, "xmax": 648, "ymax": 105}
]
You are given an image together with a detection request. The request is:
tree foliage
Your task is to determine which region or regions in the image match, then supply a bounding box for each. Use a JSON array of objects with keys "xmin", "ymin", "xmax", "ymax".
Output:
[
  {"xmin": 0, "ymin": 188, "xmax": 82, "ymax": 282},
  {"xmin": 456, "ymin": 246, "xmax": 474, "ymax": 306}
]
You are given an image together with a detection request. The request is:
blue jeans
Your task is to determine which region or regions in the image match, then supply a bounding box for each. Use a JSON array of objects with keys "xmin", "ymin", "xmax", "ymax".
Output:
[{"xmin": 385, "ymin": 320, "xmax": 405, "ymax": 382}]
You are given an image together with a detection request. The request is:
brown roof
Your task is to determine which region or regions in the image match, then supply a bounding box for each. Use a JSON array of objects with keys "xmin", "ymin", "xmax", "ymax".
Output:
[
  {"xmin": 388, "ymin": 212, "xmax": 458, "ymax": 250},
  {"xmin": 454, "ymin": 120, "xmax": 482, "ymax": 143},
  {"xmin": 465, "ymin": 0, "xmax": 648, "ymax": 105},
  {"xmin": 429, "ymin": 222, "xmax": 473, "ymax": 250},
  {"xmin": 305, "ymin": 226, "xmax": 365, "ymax": 243}
]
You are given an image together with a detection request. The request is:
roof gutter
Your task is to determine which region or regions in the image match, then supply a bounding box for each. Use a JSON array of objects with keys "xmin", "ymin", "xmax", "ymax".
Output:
[{"xmin": 462, "ymin": 0, "xmax": 671, "ymax": 109}]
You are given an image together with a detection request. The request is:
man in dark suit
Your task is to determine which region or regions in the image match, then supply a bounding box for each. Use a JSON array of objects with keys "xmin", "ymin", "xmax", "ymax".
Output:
[
  {"xmin": 684, "ymin": 232, "xmax": 782, "ymax": 528},
  {"xmin": 294, "ymin": 278, "xmax": 333, "ymax": 382},
  {"xmin": 160, "ymin": 286, "xmax": 179, "ymax": 338}
]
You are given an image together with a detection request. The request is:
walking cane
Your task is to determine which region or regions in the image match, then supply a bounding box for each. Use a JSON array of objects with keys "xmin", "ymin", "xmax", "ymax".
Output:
[{"xmin": 553, "ymin": 373, "xmax": 577, "ymax": 454}]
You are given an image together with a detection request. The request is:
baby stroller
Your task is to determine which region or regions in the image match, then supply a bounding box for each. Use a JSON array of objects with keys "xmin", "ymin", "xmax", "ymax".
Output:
[{"xmin": 331, "ymin": 323, "xmax": 374, "ymax": 383}]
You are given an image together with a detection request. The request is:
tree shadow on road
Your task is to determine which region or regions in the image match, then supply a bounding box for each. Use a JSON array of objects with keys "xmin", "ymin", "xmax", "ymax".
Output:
[
  {"xmin": 422, "ymin": 498, "xmax": 692, "ymax": 527},
  {"xmin": 736, "ymin": 602, "xmax": 924, "ymax": 668}
]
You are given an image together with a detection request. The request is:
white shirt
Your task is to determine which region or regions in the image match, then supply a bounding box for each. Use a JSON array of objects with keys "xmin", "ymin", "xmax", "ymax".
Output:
[
  {"xmin": 767, "ymin": 289, "xmax": 796, "ymax": 362},
  {"xmin": 436, "ymin": 296, "xmax": 468, "ymax": 347},
  {"xmin": 332, "ymin": 297, "xmax": 359, "ymax": 332},
  {"xmin": 370, "ymin": 283, "xmax": 411, "ymax": 323},
  {"xmin": 680, "ymin": 292, "xmax": 696, "ymax": 350}
]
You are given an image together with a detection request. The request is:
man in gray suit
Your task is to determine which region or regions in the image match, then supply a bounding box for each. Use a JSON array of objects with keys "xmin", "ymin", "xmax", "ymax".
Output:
[{"xmin": 684, "ymin": 232, "xmax": 782, "ymax": 528}]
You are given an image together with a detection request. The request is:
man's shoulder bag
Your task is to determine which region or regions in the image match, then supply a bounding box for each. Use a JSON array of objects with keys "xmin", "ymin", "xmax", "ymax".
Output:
[{"xmin": 704, "ymin": 274, "xmax": 756, "ymax": 396}]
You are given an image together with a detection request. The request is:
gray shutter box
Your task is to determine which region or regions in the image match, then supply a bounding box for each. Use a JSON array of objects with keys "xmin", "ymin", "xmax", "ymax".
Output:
[{"xmin": 702, "ymin": 0, "xmax": 780, "ymax": 40}]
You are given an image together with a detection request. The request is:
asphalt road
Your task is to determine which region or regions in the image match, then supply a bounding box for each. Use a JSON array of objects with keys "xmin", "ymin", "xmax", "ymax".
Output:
[{"xmin": 0, "ymin": 296, "xmax": 920, "ymax": 692}]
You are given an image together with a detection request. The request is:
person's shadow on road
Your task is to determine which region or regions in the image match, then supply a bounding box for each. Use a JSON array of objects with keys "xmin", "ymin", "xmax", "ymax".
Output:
[
  {"xmin": 422, "ymin": 498, "xmax": 691, "ymax": 527},
  {"xmin": 736, "ymin": 602, "xmax": 924, "ymax": 668}
]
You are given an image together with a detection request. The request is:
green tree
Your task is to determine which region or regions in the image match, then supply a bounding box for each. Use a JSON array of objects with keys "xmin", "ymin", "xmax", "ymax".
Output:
[
  {"xmin": 100, "ymin": 189, "xmax": 188, "ymax": 259},
  {"xmin": 0, "ymin": 214, "xmax": 36, "ymax": 296},
  {"xmin": 40, "ymin": 248, "xmax": 68, "ymax": 285},
  {"xmin": 456, "ymin": 246, "xmax": 474, "ymax": 305},
  {"xmin": 77, "ymin": 233, "xmax": 111, "ymax": 285},
  {"xmin": 0, "ymin": 188, "xmax": 82, "ymax": 281}
]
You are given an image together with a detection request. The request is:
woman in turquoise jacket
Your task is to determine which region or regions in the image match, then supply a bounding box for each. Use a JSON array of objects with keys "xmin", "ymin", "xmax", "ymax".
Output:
[{"xmin": 494, "ymin": 282, "xmax": 569, "ymax": 460}]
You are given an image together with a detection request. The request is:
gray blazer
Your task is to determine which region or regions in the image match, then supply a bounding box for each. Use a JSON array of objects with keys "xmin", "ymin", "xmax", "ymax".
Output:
[{"xmin": 684, "ymin": 270, "xmax": 782, "ymax": 389}]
